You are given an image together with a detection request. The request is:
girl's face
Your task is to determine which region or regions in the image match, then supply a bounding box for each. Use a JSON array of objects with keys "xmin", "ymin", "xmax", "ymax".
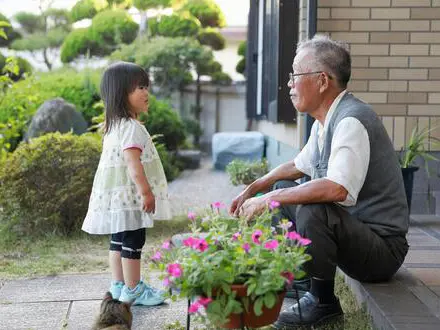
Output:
[{"xmin": 127, "ymin": 85, "xmax": 149, "ymax": 117}]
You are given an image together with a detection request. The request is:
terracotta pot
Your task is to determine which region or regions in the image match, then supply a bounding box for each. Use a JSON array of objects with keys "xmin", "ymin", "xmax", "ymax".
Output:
[{"xmin": 215, "ymin": 284, "xmax": 286, "ymax": 329}]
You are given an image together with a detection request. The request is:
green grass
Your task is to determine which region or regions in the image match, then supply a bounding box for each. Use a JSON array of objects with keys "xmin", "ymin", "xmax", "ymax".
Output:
[{"xmin": 0, "ymin": 215, "xmax": 190, "ymax": 280}]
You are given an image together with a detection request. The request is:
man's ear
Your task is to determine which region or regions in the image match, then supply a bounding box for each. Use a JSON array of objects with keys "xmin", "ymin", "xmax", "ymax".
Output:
[{"xmin": 318, "ymin": 73, "xmax": 330, "ymax": 93}]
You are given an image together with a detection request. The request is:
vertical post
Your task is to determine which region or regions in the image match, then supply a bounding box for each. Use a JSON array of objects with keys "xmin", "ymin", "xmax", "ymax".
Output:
[
  {"xmin": 215, "ymin": 87, "xmax": 220, "ymax": 133},
  {"xmin": 186, "ymin": 298, "xmax": 191, "ymax": 330}
]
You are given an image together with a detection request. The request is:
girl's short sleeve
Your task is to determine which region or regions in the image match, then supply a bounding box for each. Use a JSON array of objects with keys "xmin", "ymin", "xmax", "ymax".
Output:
[{"xmin": 120, "ymin": 119, "xmax": 146, "ymax": 152}]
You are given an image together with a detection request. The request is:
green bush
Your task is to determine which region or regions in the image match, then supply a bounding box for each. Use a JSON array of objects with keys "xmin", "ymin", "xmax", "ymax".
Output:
[
  {"xmin": 141, "ymin": 95, "xmax": 186, "ymax": 151},
  {"xmin": 60, "ymin": 28, "xmax": 100, "ymax": 63},
  {"xmin": 211, "ymin": 71, "xmax": 232, "ymax": 85},
  {"xmin": 0, "ymin": 132, "xmax": 102, "ymax": 238},
  {"xmin": 180, "ymin": 0, "xmax": 226, "ymax": 28},
  {"xmin": 0, "ymin": 12, "xmax": 21, "ymax": 47},
  {"xmin": 91, "ymin": 9, "xmax": 138, "ymax": 45},
  {"xmin": 70, "ymin": 0, "xmax": 107, "ymax": 22},
  {"xmin": 155, "ymin": 142, "xmax": 181, "ymax": 181},
  {"xmin": 236, "ymin": 57, "xmax": 245, "ymax": 75},
  {"xmin": 197, "ymin": 27, "xmax": 225, "ymax": 50},
  {"xmin": 238, "ymin": 40, "xmax": 246, "ymax": 56},
  {"xmin": 226, "ymin": 159, "xmax": 269, "ymax": 186},
  {"xmin": 150, "ymin": 14, "xmax": 200, "ymax": 38}
]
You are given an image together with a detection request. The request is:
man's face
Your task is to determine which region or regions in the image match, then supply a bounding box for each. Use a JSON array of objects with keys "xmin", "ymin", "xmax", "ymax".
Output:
[{"xmin": 288, "ymin": 49, "xmax": 321, "ymax": 114}]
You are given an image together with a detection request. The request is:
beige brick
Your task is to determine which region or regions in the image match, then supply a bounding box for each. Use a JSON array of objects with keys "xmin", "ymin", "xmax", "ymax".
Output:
[
  {"xmin": 331, "ymin": 8, "xmax": 370, "ymax": 19},
  {"xmin": 390, "ymin": 69, "xmax": 428, "ymax": 80},
  {"xmin": 348, "ymin": 80, "xmax": 368, "ymax": 91},
  {"xmin": 390, "ymin": 44, "xmax": 429, "ymax": 56},
  {"xmin": 429, "ymin": 69, "xmax": 440, "ymax": 79},
  {"xmin": 408, "ymin": 105, "xmax": 440, "ymax": 116},
  {"xmin": 369, "ymin": 80, "xmax": 408, "ymax": 91},
  {"xmin": 392, "ymin": 0, "xmax": 430, "ymax": 6},
  {"xmin": 390, "ymin": 20, "xmax": 430, "ymax": 31},
  {"xmin": 382, "ymin": 117, "xmax": 394, "ymax": 139},
  {"xmin": 394, "ymin": 117, "xmax": 406, "ymax": 150},
  {"xmin": 319, "ymin": 0, "xmax": 350, "ymax": 6},
  {"xmin": 317, "ymin": 20, "xmax": 350, "ymax": 32},
  {"xmin": 318, "ymin": 8, "xmax": 331, "ymax": 19},
  {"xmin": 409, "ymin": 81, "xmax": 440, "ymax": 91},
  {"xmin": 411, "ymin": 8, "xmax": 440, "ymax": 19},
  {"xmin": 432, "ymin": 21, "xmax": 440, "ymax": 31},
  {"xmin": 376, "ymin": 105, "xmax": 408, "ymax": 116},
  {"xmin": 428, "ymin": 93, "xmax": 440, "ymax": 104},
  {"xmin": 369, "ymin": 56, "xmax": 408, "ymax": 68},
  {"xmin": 371, "ymin": 32, "xmax": 409, "ymax": 43},
  {"xmin": 410, "ymin": 57, "xmax": 440, "ymax": 68},
  {"xmin": 330, "ymin": 32, "xmax": 369, "ymax": 43},
  {"xmin": 352, "ymin": 68, "xmax": 389, "ymax": 79},
  {"xmin": 388, "ymin": 92, "xmax": 427, "ymax": 103},
  {"xmin": 354, "ymin": 0, "xmax": 391, "ymax": 5},
  {"xmin": 351, "ymin": 20, "xmax": 390, "ymax": 31},
  {"xmin": 354, "ymin": 92, "xmax": 387, "ymax": 103},
  {"xmin": 372, "ymin": 8, "xmax": 409, "ymax": 19},
  {"xmin": 351, "ymin": 56, "xmax": 369, "ymax": 67},
  {"xmin": 431, "ymin": 45, "xmax": 440, "ymax": 55},
  {"xmin": 350, "ymin": 44, "xmax": 389, "ymax": 55},
  {"xmin": 405, "ymin": 117, "xmax": 418, "ymax": 145},
  {"xmin": 411, "ymin": 32, "xmax": 440, "ymax": 43}
]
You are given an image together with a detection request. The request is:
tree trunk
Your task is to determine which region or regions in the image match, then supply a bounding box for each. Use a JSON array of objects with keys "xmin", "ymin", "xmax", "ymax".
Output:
[
  {"xmin": 194, "ymin": 73, "xmax": 202, "ymax": 146},
  {"xmin": 43, "ymin": 48, "xmax": 52, "ymax": 70}
]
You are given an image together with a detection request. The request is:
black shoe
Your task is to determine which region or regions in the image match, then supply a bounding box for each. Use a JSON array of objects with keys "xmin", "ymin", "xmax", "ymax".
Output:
[
  {"xmin": 273, "ymin": 292, "xmax": 343, "ymax": 329},
  {"xmin": 285, "ymin": 278, "xmax": 311, "ymax": 299}
]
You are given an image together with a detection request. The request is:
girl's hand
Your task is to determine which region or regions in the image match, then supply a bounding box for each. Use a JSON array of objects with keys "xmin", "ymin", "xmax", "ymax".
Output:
[{"xmin": 142, "ymin": 191, "xmax": 156, "ymax": 213}]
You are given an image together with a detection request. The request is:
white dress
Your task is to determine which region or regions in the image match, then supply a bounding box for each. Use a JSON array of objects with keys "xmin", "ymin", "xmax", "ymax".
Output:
[{"xmin": 82, "ymin": 118, "xmax": 172, "ymax": 234}]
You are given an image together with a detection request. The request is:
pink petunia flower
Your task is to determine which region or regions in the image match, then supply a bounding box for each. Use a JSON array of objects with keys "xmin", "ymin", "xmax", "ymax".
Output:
[
  {"xmin": 211, "ymin": 201, "xmax": 225, "ymax": 209},
  {"xmin": 167, "ymin": 263, "xmax": 183, "ymax": 278},
  {"xmin": 188, "ymin": 302, "xmax": 201, "ymax": 314},
  {"xmin": 187, "ymin": 211, "xmax": 196, "ymax": 221},
  {"xmin": 269, "ymin": 200, "xmax": 280, "ymax": 210},
  {"xmin": 264, "ymin": 239, "xmax": 279, "ymax": 250},
  {"xmin": 183, "ymin": 237, "xmax": 200, "ymax": 248},
  {"xmin": 252, "ymin": 230, "xmax": 263, "ymax": 244},
  {"xmin": 286, "ymin": 231, "xmax": 301, "ymax": 241},
  {"xmin": 151, "ymin": 251, "xmax": 162, "ymax": 262},
  {"xmin": 232, "ymin": 232, "xmax": 241, "ymax": 241},
  {"xmin": 163, "ymin": 277, "xmax": 171, "ymax": 287},
  {"xmin": 197, "ymin": 297, "xmax": 213, "ymax": 307},
  {"xmin": 298, "ymin": 237, "xmax": 312, "ymax": 246},
  {"xmin": 281, "ymin": 271, "xmax": 295, "ymax": 285},
  {"xmin": 162, "ymin": 241, "xmax": 171, "ymax": 250},
  {"xmin": 242, "ymin": 243, "xmax": 251, "ymax": 253},
  {"xmin": 196, "ymin": 239, "xmax": 209, "ymax": 252}
]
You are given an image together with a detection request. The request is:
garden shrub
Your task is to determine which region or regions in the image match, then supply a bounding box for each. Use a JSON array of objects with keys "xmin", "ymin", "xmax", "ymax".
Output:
[
  {"xmin": 180, "ymin": 0, "xmax": 226, "ymax": 28},
  {"xmin": 226, "ymin": 159, "xmax": 269, "ymax": 186},
  {"xmin": 0, "ymin": 54, "xmax": 32, "ymax": 81},
  {"xmin": 0, "ymin": 132, "xmax": 102, "ymax": 238},
  {"xmin": 70, "ymin": 0, "xmax": 107, "ymax": 22},
  {"xmin": 60, "ymin": 28, "xmax": 101, "ymax": 63},
  {"xmin": 155, "ymin": 141, "xmax": 181, "ymax": 181},
  {"xmin": 91, "ymin": 9, "xmax": 138, "ymax": 46},
  {"xmin": 197, "ymin": 27, "xmax": 225, "ymax": 50},
  {"xmin": 150, "ymin": 14, "xmax": 200, "ymax": 38}
]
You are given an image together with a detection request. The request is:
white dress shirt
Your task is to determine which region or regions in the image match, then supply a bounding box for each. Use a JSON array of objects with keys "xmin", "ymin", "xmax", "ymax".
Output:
[{"xmin": 294, "ymin": 90, "xmax": 370, "ymax": 206}]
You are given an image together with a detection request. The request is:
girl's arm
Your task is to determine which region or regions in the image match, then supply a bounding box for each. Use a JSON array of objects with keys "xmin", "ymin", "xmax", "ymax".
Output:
[{"xmin": 123, "ymin": 148, "xmax": 155, "ymax": 213}]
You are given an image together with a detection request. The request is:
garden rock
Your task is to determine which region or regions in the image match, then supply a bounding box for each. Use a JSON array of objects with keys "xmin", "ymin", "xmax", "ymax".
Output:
[
  {"xmin": 176, "ymin": 149, "xmax": 202, "ymax": 169},
  {"xmin": 26, "ymin": 98, "xmax": 87, "ymax": 140},
  {"xmin": 212, "ymin": 131, "xmax": 265, "ymax": 170}
]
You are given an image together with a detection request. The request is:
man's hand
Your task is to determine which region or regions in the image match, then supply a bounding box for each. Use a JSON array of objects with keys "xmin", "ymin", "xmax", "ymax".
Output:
[
  {"xmin": 230, "ymin": 190, "xmax": 252, "ymax": 217},
  {"xmin": 237, "ymin": 196, "xmax": 267, "ymax": 221},
  {"xmin": 141, "ymin": 191, "xmax": 156, "ymax": 213}
]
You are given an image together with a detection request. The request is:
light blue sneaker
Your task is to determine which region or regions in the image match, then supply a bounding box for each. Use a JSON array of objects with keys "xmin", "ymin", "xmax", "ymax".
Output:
[
  {"xmin": 109, "ymin": 280, "xmax": 125, "ymax": 300},
  {"xmin": 119, "ymin": 281, "xmax": 165, "ymax": 306}
]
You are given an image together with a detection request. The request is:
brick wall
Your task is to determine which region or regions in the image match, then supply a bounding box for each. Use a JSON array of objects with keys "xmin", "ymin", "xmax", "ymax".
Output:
[{"xmin": 317, "ymin": 0, "xmax": 440, "ymax": 151}]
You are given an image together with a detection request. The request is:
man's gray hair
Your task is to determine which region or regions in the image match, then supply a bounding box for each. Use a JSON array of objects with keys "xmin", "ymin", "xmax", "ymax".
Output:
[{"xmin": 297, "ymin": 34, "xmax": 351, "ymax": 88}]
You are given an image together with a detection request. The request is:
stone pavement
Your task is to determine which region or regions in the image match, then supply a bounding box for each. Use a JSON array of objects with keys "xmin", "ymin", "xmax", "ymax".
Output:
[{"xmin": 344, "ymin": 214, "xmax": 440, "ymax": 330}]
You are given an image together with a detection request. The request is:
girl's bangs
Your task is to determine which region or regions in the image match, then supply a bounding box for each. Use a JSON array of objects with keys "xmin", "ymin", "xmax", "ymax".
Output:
[{"xmin": 131, "ymin": 69, "xmax": 150, "ymax": 90}]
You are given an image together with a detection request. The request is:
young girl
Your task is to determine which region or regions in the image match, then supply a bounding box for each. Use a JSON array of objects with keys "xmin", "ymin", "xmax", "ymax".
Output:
[{"xmin": 82, "ymin": 61, "xmax": 171, "ymax": 306}]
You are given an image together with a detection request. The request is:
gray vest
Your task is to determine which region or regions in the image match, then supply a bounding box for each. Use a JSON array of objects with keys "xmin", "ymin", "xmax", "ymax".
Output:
[{"xmin": 311, "ymin": 93, "xmax": 409, "ymax": 236}]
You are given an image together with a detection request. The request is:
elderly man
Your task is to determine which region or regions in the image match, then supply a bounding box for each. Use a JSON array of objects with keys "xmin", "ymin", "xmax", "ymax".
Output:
[{"xmin": 230, "ymin": 35, "xmax": 409, "ymax": 328}]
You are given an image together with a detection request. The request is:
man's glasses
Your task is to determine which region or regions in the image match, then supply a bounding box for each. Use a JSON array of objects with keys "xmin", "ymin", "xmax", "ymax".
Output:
[{"xmin": 288, "ymin": 71, "xmax": 332, "ymax": 83}]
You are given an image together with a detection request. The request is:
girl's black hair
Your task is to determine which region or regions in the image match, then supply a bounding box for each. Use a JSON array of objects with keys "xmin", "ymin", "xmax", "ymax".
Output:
[{"xmin": 100, "ymin": 61, "xmax": 150, "ymax": 134}]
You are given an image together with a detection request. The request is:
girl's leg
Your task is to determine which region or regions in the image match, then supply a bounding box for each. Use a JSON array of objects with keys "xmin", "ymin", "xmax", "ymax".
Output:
[
  {"xmin": 122, "ymin": 258, "xmax": 141, "ymax": 289},
  {"xmin": 109, "ymin": 233, "xmax": 124, "ymax": 282},
  {"xmin": 121, "ymin": 228, "xmax": 146, "ymax": 289}
]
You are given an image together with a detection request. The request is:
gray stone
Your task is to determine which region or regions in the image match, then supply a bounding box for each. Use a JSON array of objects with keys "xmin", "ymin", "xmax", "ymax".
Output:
[
  {"xmin": 212, "ymin": 131, "xmax": 265, "ymax": 170},
  {"xmin": 176, "ymin": 149, "xmax": 202, "ymax": 169},
  {"xmin": 26, "ymin": 98, "xmax": 87, "ymax": 140}
]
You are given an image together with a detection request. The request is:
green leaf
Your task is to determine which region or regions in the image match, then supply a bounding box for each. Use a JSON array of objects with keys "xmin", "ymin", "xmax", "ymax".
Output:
[
  {"xmin": 253, "ymin": 296, "xmax": 264, "ymax": 316},
  {"xmin": 264, "ymin": 292, "xmax": 276, "ymax": 308}
]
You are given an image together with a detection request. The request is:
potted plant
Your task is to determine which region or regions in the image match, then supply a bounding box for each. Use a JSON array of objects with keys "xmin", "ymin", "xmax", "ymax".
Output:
[
  {"xmin": 151, "ymin": 202, "xmax": 311, "ymax": 328},
  {"xmin": 400, "ymin": 126, "xmax": 440, "ymax": 213},
  {"xmin": 226, "ymin": 159, "xmax": 269, "ymax": 186}
]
